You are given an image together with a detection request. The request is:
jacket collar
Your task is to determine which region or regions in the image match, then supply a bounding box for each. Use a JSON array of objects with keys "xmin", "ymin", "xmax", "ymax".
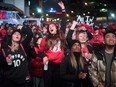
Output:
[{"xmin": 99, "ymin": 48, "xmax": 116, "ymax": 60}]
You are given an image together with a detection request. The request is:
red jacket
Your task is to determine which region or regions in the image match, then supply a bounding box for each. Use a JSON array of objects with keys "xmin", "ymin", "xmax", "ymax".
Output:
[
  {"xmin": 0, "ymin": 29, "xmax": 6, "ymax": 38},
  {"xmin": 40, "ymin": 37, "xmax": 64, "ymax": 64},
  {"xmin": 0, "ymin": 29, "xmax": 6, "ymax": 49},
  {"xmin": 31, "ymin": 46, "xmax": 44, "ymax": 78}
]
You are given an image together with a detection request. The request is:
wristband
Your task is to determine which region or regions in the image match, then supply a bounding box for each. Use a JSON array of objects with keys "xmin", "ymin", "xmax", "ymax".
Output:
[{"xmin": 62, "ymin": 9, "xmax": 66, "ymax": 12}]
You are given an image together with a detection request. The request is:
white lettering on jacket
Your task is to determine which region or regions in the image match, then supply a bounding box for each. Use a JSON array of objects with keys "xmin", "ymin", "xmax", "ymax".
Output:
[{"xmin": 6, "ymin": 54, "xmax": 25, "ymax": 67}]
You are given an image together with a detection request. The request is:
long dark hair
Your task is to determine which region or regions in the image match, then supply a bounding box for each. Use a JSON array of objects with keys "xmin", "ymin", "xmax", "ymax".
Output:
[{"xmin": 45, "ymin": 28, "xmax": 66, "ymax": 50}]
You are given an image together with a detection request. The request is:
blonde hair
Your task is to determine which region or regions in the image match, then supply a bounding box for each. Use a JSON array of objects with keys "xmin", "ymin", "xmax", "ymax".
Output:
[{"xmin": 70, "ymin": 52, "xmax": 85, "ymax": 70}]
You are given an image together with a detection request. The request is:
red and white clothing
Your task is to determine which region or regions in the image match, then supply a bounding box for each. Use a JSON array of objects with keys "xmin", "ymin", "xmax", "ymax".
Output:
[{"xmin": 40, "ymin": 37, "xmax": 64, "ymax": 64}]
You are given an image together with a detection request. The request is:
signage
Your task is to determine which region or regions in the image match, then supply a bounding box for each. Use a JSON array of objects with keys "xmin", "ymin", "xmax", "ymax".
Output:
[
  {"xmin": 0, "ymin": 10, "xmax": 16, "ymax": 19},
  {"xmin": 76, "ymin": 15, "xmax": 94, "ymax": 26}
]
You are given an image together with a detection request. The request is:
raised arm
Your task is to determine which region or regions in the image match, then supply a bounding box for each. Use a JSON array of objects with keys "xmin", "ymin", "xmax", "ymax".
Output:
[
  {"xmin": 66, "ymin": 21, "xmax": 77, "ymax": 48},
  {"xmin": 58, "ymin": 1, "xmax": 66, "ymax": 34}
]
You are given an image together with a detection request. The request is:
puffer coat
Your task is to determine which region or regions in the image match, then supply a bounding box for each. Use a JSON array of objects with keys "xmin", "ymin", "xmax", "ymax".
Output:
[{"xmin": 89, "ymin": 49, "xmax": 116, "ymax": 87}]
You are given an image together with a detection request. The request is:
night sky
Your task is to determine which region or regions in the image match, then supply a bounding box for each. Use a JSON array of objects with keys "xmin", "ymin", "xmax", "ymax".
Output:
[
  {"xmin": 43, "ymin": 0, "xmax": 61, "ymax": 11},
  {"xmin": 29, "ymin": 0, "xmax": 75, "ymax": 12},
  {"xmin": 29, "ymin": 0, "xmax": 116, "ymax": 16}
]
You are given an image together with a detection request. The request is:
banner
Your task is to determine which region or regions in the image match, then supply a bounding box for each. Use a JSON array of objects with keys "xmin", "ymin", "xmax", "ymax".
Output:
[
  {"xmin": 76, "ymin": 15, "xmax": 94, "ymax": 26},
  {"xmin": 0, "ymin": 10, "xmax": 14, "ymax": 19}
]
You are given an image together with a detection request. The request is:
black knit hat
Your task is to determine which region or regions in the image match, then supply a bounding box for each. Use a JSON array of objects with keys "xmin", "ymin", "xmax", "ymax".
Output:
[
  {"xmin": 69, "ymin": 40, "xmax": 81, "ymax": 49},
  {"xmin": 11, "ymin": 29, "xmax": 22, "ymax": 36},
  {"xmin": 104, "ymin": 30, "xmax": 116, "ymax": 37}
]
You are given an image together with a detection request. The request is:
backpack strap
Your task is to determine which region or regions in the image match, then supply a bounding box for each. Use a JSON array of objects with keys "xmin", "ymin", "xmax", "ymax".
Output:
[
  {"xmin": 1, "ymin": 48, "xmax": 6, "ymax": 58},
  {"xmin": 20, "ymin": 44, "xmax": 27, "ymax": 57}
]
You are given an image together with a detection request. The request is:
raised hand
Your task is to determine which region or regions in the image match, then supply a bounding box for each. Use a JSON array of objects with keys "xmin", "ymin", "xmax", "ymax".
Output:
[
  {"xmin": 70, "ymin": 20, "xmax": 78, "ymax": 30},
  {"xmin": 58, "ymin": 1, "xmax": 65, "ymax": 9},
  {"xmin": 43, "ymin": 56, "xmax": 48, "ymax": 65},
  {"xmin": 98, "ymin": 84, "xmax": 104, "ymax": 87}
]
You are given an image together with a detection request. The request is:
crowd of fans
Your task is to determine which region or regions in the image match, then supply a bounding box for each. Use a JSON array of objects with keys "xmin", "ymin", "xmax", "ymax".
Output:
[{"xmin": 0, "ymin": 1, "xmax": 116, "ymax": 87}]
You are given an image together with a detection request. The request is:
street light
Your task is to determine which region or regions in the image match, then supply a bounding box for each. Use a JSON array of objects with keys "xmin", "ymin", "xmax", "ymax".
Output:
[
  {"xmin": 46, "ymin": 14, "xmax": 49, "ymax": 16},
  {"xmin": 85, "ymin": 2, "xmax": 88, "ymax": 5},
  {"xmin": 71, "ymin": 11, "xmax": 74, "ymax": 13},
  {"xmin": 88, "ymin": 12, "xmax": 90, "ymax": 14},
  {"xmin": 111, "ymin": 13, "xmax": 115, "ymax": 18},
  {"xmin": 46, "ymin": 17, "xmax": 49, "ymax": 21},
  {"xmin": 66, "ymin": 14, "xmax": 69, "ymax": 17},
  {"xmin": 37, "ymin": 8, "xmax": 42, "ymax": 13},
  {"xmin": 32, "ymin": 13, "xmax": 35, "ymax": 15},
  {"xmin": 57, "ymin": 18, "xmax": 60, "ymax": 21},
  {"xmin": 83, "ymin": 13, "xmax": 85, "ymax": 15}
]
